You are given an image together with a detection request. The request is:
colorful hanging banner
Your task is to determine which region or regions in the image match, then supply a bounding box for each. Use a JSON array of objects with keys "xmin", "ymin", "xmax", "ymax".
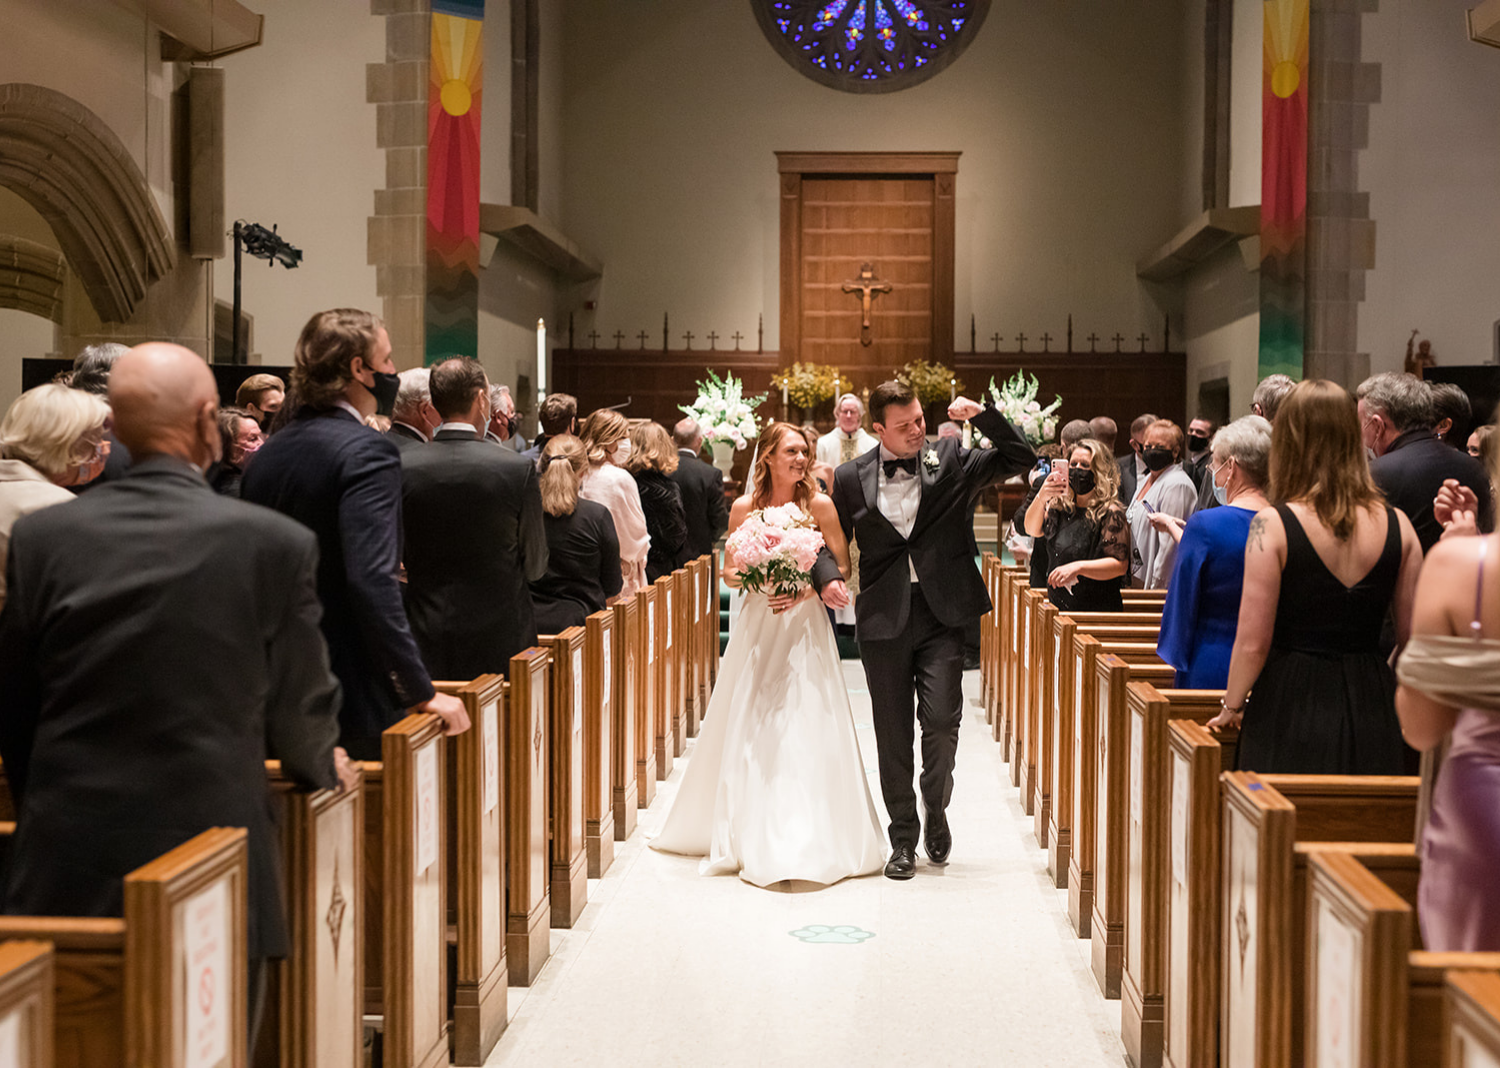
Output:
[
  {"xmin": 1259, "ymin": 0, "xmax": 1308, "ymax": 381},
  {"xmin": 426, "ymin": 0, "xmax": 485, "ymax": 364}
]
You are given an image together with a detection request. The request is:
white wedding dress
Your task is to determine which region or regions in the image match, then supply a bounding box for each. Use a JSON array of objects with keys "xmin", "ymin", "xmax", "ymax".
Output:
[{"xmin": 650, "ymin": 590, "xmax": 886, "ymax": 887}]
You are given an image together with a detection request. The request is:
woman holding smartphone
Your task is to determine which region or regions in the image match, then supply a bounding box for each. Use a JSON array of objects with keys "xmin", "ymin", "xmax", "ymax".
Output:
[{"xmin": 1022, "ymin": 438, "xmax": 1130, "ymax": 612}]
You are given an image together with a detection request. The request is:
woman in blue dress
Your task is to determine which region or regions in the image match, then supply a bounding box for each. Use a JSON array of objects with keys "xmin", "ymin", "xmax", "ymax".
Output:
[{"xmin": 1155, "ymin": 416, "xmax": 1273, "ymax": 688}]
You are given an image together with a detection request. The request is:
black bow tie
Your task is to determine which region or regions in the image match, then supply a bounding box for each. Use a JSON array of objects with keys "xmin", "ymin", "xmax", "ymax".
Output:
[{"xmin": 883, "ymin": 457, "xmax": 918, "ymax": 478}]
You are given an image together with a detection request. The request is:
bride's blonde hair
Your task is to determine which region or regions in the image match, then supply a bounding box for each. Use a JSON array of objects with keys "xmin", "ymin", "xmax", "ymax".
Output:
[{"xmin": 750, "ymin": 422, "xmax": 818, "ymax": 512}]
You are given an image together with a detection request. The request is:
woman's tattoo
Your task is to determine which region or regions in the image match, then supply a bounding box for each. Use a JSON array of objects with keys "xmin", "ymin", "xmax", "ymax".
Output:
[{"xmin": 1247, "ymin": 514, "xmax": 1268, "ymax": 552}]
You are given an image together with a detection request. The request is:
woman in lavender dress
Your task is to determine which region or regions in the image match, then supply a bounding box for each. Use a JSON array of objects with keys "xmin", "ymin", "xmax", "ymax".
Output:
[{"xmin": 1397, "ymin": 514, "xmax": 1500, "ymax": 951}]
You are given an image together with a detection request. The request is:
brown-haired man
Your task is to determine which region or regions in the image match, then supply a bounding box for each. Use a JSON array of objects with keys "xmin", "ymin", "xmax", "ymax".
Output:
[
  {"xmin": 235, "ymin": 372, "xmax": 285, "ymax": 428},
  {"xmin": 815, "ymin": 379, "xmax": 1035, "ymax": 878}
]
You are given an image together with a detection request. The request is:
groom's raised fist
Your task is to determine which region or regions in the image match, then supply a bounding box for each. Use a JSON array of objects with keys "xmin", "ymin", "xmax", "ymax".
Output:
[
  {"xmin": 947, "ymin": 396, "xmax": 983, "ymax": 422},
  {"xmin": 820, "ymin": 580, "xmax": 851, "ymax": 610}
]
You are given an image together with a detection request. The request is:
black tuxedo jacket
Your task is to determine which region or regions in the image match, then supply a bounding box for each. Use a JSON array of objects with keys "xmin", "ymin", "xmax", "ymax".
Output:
[
  {"xmin": 1371, "ymin": 428, "xmax": 1494, "ymax": 552},
  {"xmin": 242, "ymin": 406, "xmax": 434, "ymax": 749},
  {"xmin": 1117, "ymin": 451, "xmax": 1140, "ymax": 508},
  {"xmin": 821, "ymin": 406, "xmax": 1035, "ymax": 641},
  {"xmin": 400, "ymin": 428, "xmax": 548, "ymax": 677},
  {"xmin": 0, "ymin": 458, "xmax": 340, "ymax": 958},
  {"xmin": 670, "ymin": 449, "xmax": 729, "ymax": 560},
  {"xmin": 386, "ymin": 422, "xmax": 427, "ymax": 451}
]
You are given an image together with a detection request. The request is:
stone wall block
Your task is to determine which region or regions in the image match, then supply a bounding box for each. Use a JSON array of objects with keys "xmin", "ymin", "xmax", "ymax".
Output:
[{"xmin": 385, "ymin": 12, "xmax": 430, "ymax": 62}]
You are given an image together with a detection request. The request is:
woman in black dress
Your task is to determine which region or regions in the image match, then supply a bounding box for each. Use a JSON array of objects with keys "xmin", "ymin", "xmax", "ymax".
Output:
[
  {"xmin": 1209, "ymin": 380, "xmax": 1423, "ymax": 774},
  {"xmin": 529, "ymin": 435, "xmax": 624, "ymax": 633},
  {"xmin": 626, "ymin": 421, "xmax": 689, "ymax": 582},
  {"xmin": 1021, "ymin": 438, "xmax": 1129, "ymax": 612}
]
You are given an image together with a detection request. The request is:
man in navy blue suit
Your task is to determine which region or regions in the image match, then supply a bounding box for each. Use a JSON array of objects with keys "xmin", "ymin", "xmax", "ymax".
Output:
[{"xmin": 242, "ymin": 308, "xmax": 469, "ymax": 758}]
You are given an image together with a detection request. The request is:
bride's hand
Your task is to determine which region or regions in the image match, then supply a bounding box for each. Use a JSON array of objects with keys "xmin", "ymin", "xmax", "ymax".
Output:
[{"xmin": 767, "ymin": 586, "xmax": 811, "ymax": 615}]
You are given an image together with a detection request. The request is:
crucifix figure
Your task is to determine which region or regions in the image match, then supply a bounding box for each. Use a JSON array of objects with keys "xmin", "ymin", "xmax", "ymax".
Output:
[{"xmin": 841, "ymin": 262, "xmax": 892, "ymax": 347}]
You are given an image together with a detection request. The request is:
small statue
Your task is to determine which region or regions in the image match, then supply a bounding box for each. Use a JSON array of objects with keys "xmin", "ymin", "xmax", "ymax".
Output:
[{"xmin": 1405, "ymin": 330, "xmax": 1437, "ymax": 377}]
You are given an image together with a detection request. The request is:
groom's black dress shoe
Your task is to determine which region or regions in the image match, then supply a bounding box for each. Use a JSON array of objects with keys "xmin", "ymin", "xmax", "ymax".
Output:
[
  {"xmin": 884, "ymin": 845, "xmax": 917, "ymax": 880},
  {"xmin": 925, "ymin": 814, "xmax": 952, "ymax": 864}
]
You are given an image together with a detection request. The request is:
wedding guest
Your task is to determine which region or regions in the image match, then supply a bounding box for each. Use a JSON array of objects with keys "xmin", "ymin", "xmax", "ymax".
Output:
[
  {"xmin": 626, "ymin": 421, "xmax": 689, "ymax": 582},
  {"xmin": 937, "ymin": 421, "xmax": 962, "ymax": 439},
  {"xmin": 1210, "ymin": 380, "xmax": 1422, "ymax": 774},
  {"xmin": 1468, "ymin": 424, "xmax": 1495, "ymax": 465},
  {"xmin": 1125, "ymin": 419, "xmax": 1198, "ymax": 588},
  {"xmin": 1155, "ymin": 416, "xmax": 1272, "ymax": 688},
  {"xmin": 800, "ymin": 424, "xmax": 835, "ymax": 491},
  {"xmin": 1430, "ymin": 381, "xmax": 1472, "ymax": 447},
  {"xmin": 816, "ymin": 393, "xmax": 878, "ymax": 468},
  {"xmin": 235, "ymin": 372, "xmax": 285, "ymax": 429},
  {"xmin": 670, "ymin": 418, "xmax": 728, "ymax": 559},
  {"xmin": 530, "ymin": 435, "xmax": 623, "ymax": 632},
  {"xmin": 1181, "ymin": 416, "xmax": 1216, "ymax": 491},
  {"xmin": 1088, "ymin": 415, "xmax": 1118, "ymax": 453},
  {"xmin": 69, "ymin": 342, "xmax": 131, "ymax": 489},
  {"xmin": 387, "ymin": 367, "xmax": 438, "ymax": 450},
  {"xmin": 0, "ymin": 384, "xmax": 110, "ymax": 610},
  {"xmin": 1022, "ymin": 438, "xmax": 1128, "ymax": 612},
  {"xmin": 579, "ymin": 409, "xmax": 650, "ymax": 596},
  {"xmin": 1395, "ymin": 436, "xmax": 1500, "ymax": 951},
  {"xmin": 524, "ymin": 392, "xmax": 577, "ymax": 464},
  {"xmin": 209, "ymin": 406, "xmax": 263, "ymax": 498},
  {"xmin": 1117, "ymin": 412, "xmax": 1157, "ymax": 506},
  {"xmin": 1250, "ymin": 373, "xmax": 1296, "ymax": 422},
  {"xmin": 1014, "ymin": 424, "xmax": 1091, "ymax": 588}
]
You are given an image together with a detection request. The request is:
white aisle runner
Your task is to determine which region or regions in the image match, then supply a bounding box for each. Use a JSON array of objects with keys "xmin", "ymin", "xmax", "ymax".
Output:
[{"xmin": 482, "ymin": 667, "xmax": 1127, "ymax": 1067}]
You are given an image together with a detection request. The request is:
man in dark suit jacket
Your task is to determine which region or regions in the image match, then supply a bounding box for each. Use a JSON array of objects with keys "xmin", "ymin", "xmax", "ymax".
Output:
[
  {"xmin": 815, "ymin": 381, "xmax": 1034, "ymax": 878},
  {"xmin": 400, "ymin": 357, "xmax": 548, "ymax": 677},
  {"xmin": 387, "ymin": 367, "xmax": 438, "ymax": 451},
  {"xmin": 669, "ymin": 417, "xmax": 729, "ymax": 561},
  {"xmin": 0, "ymin": 343, "xmax": 348, "ymax": 1031},
  {"xmin": 241, "ymin": 308, "xmax": 468, "ymax": 759},
  {"xmin": 1359, "ymin": 371, "xmax": 1493, "ymax": 552}
]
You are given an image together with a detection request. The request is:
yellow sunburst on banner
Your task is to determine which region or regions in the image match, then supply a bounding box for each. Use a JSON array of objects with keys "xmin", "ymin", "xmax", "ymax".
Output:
[
  {"xmin": 432, "ymin": 12, "xmax": 483, "ymax": 117},
  {"xmin": 1264, "ymin": 0, "xmax": 1309, "ymax": 99}
]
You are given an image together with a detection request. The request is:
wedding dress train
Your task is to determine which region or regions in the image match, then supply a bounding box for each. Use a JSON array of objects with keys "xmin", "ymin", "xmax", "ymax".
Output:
[{"xmin": 651, "ymin": 591, "xmax": 886, "ymax": 887}]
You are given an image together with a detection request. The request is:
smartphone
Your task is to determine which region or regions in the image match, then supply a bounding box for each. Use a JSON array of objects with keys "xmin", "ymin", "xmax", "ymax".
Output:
[{"xmin": 1140, "ymin": 498, "xmax": 1156, "ymax": 514}]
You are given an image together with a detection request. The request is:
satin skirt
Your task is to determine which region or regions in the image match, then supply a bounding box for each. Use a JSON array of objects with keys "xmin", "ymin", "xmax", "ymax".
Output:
[{"xmin": 650, "ymin": 592, "xmax": 886, "ymax": 887}]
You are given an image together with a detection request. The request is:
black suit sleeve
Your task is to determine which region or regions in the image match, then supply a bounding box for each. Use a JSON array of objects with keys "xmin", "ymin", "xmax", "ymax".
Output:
[
  {"xmin": 1478, "ymin": 476, "xmax": 1495, "ymax": 535},
  {"xmin": 706, "ymin": 467, "xmax": 729, "ymax": 544},
  {"xmin": 810, "ymin": 466, "xmax": 858, "ymax": 593},
  {"xmin": 664, "ymin": 482, "xmax": 689, "ymax": 563},
  {"xmin": 596, "ymin": 509, "xmax": 623, "ymax": 599},
  {"xmin": 264, "ymin": 533, "xmax": 340, "ymax": 789},
  {"xmin": 962, "ymin": 406, "xmax": 1038, "ymax": 491},
  {"xmin": 519, "ymin": 463, "xmax": 550, "ymax": 583},
  {"xmin": 337, "ymin": 438, "xmax": 434, "ymax": 708},
  {"xmin": 0, "ymin": 541, "xmax": 41, "ymax": 804}
]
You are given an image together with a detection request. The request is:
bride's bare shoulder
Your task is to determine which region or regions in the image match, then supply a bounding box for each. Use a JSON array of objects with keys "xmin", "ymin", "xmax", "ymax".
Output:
[
  {"xmin": 729, "ymin": 495, "xmax": 753, "ymax": 522},
  {"xmin": 808, "ymin": 493, "xmax": 839, "ymax": 521}
]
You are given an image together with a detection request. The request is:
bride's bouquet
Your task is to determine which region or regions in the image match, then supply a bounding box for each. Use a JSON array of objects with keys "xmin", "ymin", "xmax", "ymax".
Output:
[{"xmin": 725, "ymin": 504, "xmax": 825, "ymax": 597}]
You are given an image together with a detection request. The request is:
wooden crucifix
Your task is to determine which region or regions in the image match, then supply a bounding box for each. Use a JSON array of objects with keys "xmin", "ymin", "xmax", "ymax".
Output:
[
  {"xmin": 841, "ymin": 263, "xmax": 892, "ymax": 347},
  {"xmin": 706, "ymin": 331, "xmax": 719, "ymax": 350},
  {"xmin": 731, "ymin": 331, "xmax": 744, "ymax": 350}
]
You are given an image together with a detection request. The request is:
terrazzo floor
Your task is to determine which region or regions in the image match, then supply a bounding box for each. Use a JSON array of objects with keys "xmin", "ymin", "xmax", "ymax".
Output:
[{"xmin": 482, "ymin": 666, "xmax": 1128, "ymax": 1067}]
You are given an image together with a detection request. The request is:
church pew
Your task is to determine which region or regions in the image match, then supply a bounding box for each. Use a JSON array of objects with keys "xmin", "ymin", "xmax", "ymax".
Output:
[
  {"xmin": 611, "ymin": 596, "xmax": 641, "ymax": 832},
  {"xmin": 682, "ymin": 559, "xmax": 705, "ymax": 738},
  {"xmin": 506, "ymin": 648, "xmax": 553, "ymax": 985},
  {"xmin": 1031, "ymin": 614, "xmax": 1161, "ymax": 858},
  {"xmin": 0, "ymin": 827, "xmax": 248, "ymax": 1068},
  {"xmin": 542, "ymin": 628, "xmax": 589, "ymax": 929},
  {"xmin": 1121, "ymin": 684, "xmax": 1226, "ymax": 1068},
  {"xmin": 1122, "ymin": 588, "xmax": 1169, "ymax": 605},
  {"xmin": 431, "ymin": 675, "xmax": 507, "ymax": 1066},
  {"xmin": 261, "ymin": 761, "xmax": 364, "ymax": 1068},
  {"xmin": 656, "ymin": 573, "xmax": 682, "ymax": 766},
  {"xmin": 1159, "ymin": 720, "xmax": 1239, "ymax": 1068},
  {"xmin": 1219, "ymin": 772, "xmax": 1420, "ymax": 1068},
  {"xmin": 583, "ymin": 608, "xmax": 616, "ymax": 876},
  {"xmin": 1084, "ymin": 644, "xmax": 1170, "ymax": 994},
  {"xmin": 697, "ymin": 555, "xmax": 714, "ymax": 721},
  {"xmin": 983, "ymin": 561, "xmax": 1003, "ymax": 736},
  {"xmin": 0, "ymin": 941, "xmax": 52, "ymax": 1067},
  {"xmin": 979, "ymin": 554, "xmax": 998, "ymax": 728},
  {"xmin": 709, "ymin": 552, "xmax": 721, "ymax": 689},
  {"xmin": 672, "ymin": 566, "xmax": 692, "ymax": 747},
  {"xmin": 1016, "ymin": 588, "xmax": 1047, "ymax": 814},
  {"xmin": 1448, "ymin": 971, "xmax": 1500, "ymax": 1067},
  {"xmin": 634, "ymin": 585, "xmax": 659, "ymax": 800},
  {"xmin": 1044, "ymin": 610, "xmax": 1164, "ymax": 886},
  {"xmin": 1001, "ymin": 570, "xmax": 1025, "ymax": 768}
]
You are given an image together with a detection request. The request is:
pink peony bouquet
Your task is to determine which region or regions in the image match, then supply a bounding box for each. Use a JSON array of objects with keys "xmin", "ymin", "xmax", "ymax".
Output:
[{"xmin": 725, "ymin": 503, "xmax": 826, "ymax": 597}]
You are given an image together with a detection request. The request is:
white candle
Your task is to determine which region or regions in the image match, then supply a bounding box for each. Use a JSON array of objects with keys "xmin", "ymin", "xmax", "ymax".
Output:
[
  {"xmin": 536, "ymin": 318, "xmax": 546, "ymax": 406},
  {"xmin": 950, "ymin": 377, "xmax": 956, "ymax": 401},
  {"xmin": 782, "ymin": 380, "xmax": 788, "ymax": 407}
]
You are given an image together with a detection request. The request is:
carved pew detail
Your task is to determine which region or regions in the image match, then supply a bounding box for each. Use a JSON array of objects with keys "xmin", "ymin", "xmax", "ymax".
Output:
[
  {"xmin": 583, "ymin": 609, "xmax": 616, "ymax": 875},
  {"xmin": 0, "ymin": 942, "xmax": 52, "ymax": 1068},
  {"xmin": 263, "ymin": 762, "xmax": 364, "ymax": 1068},
  {"xmin": 611, "ymin": 597, "xmax": 640, "ymax": 835},
  {"xmin": 654, "ymin": 573, "xmax": 679, "ymax": 771},
  {"xmin": 542, "ymin": 628, "xmax": 589, "ymax": 929},
  {"xmin": 1448, "ymin": 971, "xmax": 1500, "ymax": 1067},
  {"xmin": 431, "ymin": 676, "xmax": 507, "ymax": 1066},
  {"xmin": 507, "ymin": 648, "xmax": 553, "ymax": 985},
  {"xmin": 634, "ymin": 586, "xmax": 659, "ymax": 801}
]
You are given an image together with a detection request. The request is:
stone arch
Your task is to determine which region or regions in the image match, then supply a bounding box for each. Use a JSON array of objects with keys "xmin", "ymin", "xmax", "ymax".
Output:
[
  {"xmin": 0, "ymin": 83, "xmax": 175, "ymax": 324},
  {"xmin": 0, "ymin": 235, "xmax": 66, "ymax": 322}
]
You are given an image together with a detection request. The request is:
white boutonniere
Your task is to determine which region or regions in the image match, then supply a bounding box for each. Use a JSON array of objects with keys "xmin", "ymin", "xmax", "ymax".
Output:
[{"xmin": 922, "ymin": 448, "xmax": 940, "ymax": 471}]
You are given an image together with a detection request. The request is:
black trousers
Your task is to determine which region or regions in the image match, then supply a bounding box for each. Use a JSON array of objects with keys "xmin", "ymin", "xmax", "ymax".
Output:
[{"xmin": 858, "ymin": 583, "xmax": 966, "ymax": 849}]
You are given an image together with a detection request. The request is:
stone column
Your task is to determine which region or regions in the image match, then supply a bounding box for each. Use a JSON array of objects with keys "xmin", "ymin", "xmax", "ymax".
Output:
[
  {"xmin": 367, "ymin": 0, "xmax": 430, "ymax": 368},
  {"xmin": 1305, "ymin": 0, "xmax": 1380, "ymax": 387}
]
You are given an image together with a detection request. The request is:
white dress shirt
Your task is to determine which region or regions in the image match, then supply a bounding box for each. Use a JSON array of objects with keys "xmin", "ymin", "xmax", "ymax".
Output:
[
  {"xmin": 877, "ymin": 445, "xmax": 921, "ymax": 581},
  {"xmin": 435, "ymin": 422, "xmax": 478, "ymax": 437}
]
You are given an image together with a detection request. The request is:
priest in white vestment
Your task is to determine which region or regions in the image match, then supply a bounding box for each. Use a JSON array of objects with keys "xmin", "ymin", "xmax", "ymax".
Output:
[{"xmin": 816, "ymin": 393, "xmax": 877, "ymax": 627}]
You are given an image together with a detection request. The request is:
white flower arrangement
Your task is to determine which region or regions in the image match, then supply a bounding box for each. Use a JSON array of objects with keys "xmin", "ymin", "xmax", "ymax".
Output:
[
  {"xmin": 680, "ymin": 370, "xmax": 768, "ymax": 450},
  {"xmin": 988, "ymin": 371, "xmax": 1062, "ymax": 447}
]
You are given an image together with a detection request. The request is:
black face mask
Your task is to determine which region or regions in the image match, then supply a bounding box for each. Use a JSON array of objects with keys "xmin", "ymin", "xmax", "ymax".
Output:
[
  {"xmin": 507, "ymin": 413, "xmax": 521, "ymax": 438},
  {"xmin": 1187, "ymin": 433, "xmax": 1210, "ymax": 453},
  {"xmin": 1068, "ymin": 467, "xmax": 1097, "ymax": 496},
  {"xmin": 1142, "ymin": 446, "xmax": 1173, "ymax": 472},
  {"xmin": 366, "ymin": 370, "xmax": 400, "ymax": 417}
]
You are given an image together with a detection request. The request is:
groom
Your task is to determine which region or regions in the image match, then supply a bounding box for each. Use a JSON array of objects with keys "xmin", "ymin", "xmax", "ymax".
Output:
[{"xmin": 814, "ymin": 381, "xmax": 1035, "ymax": 879}]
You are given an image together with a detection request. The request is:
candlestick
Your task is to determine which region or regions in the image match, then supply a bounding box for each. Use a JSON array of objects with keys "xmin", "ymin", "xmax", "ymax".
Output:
[
  {"xmin": 781, "ymin": 380, "xmax": 788, "ymax": 408},
  {"xmin": 536, "ymin": 318, "xmax": 546, "ymax": 402},
  {"xmin": 950, "ymin": 377, "xmax": 956, "ymax": 401}
]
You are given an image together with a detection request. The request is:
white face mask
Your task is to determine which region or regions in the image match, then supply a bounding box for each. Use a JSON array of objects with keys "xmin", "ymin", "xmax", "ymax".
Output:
[{"xmin": 612, "ymin": 439, "xmax": 633, "ymax": 463}]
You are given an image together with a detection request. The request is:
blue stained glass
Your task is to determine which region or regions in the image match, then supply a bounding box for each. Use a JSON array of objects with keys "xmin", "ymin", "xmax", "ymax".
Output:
[
  {"xmin": 812, "ymin": 0, "xmax": 849, "ymax": 30},
  {"xmin": 763, "ymin": 0, "xmax": 983, "ymax": 88}
]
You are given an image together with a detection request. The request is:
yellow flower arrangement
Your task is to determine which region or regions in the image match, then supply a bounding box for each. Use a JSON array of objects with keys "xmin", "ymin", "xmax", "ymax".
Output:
[
  {"xmin": 769, "ymin": 362, "xmax": 853, "ymax": 409},
  {"xmin": 897, "ymin": 360, "xmax": 964, "ymax": 406}
]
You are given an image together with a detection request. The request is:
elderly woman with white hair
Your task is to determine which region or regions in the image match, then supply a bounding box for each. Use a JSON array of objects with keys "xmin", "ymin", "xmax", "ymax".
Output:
[
  {"xmin": 1153, "ymin": 415, "xmax": 1273, "ymax": 688},
  {"xmin": 0, "ymin": 383, "xmax": 112, "ymax": 608}
]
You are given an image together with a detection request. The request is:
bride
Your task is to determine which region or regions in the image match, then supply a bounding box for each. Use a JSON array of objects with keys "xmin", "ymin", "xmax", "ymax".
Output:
[{"xmin": 650, "ymin": 422, "xmax": 886, "ymax": 886}]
